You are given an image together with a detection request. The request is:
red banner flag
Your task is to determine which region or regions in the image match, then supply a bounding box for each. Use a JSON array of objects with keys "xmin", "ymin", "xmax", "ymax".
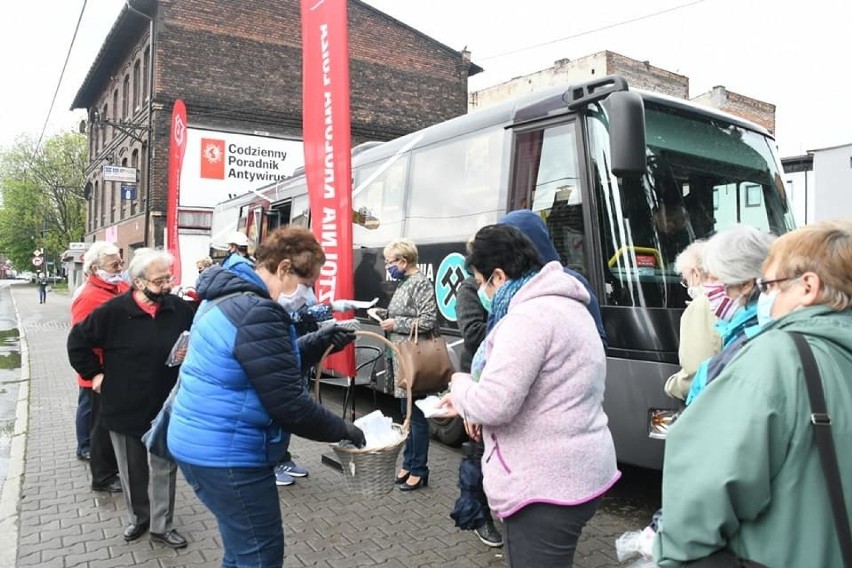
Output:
[
  {"xmin": 301, "ymin": 0, "xmax": 354, "ymax": 377},
  {"xmin": 167, "ymin": 99, "xmax": 188, "ymax": 286}
]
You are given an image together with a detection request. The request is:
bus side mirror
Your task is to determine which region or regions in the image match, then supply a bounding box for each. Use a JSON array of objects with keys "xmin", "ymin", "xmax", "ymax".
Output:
[{"xmin": 605, "ymin": 91, "xmax": 646, "ymax": 177}]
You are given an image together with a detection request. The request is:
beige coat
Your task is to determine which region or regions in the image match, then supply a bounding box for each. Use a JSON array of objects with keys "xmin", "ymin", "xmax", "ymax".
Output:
[{"xmin": 664, "ymin": 293, "xmax": 722, "ymax": 400}]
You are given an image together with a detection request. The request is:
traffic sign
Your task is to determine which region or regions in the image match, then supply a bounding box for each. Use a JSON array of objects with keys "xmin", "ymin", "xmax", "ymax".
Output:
[{"xmin": 32, "ymin": 257, "xmax": 44, "ymax": 267}]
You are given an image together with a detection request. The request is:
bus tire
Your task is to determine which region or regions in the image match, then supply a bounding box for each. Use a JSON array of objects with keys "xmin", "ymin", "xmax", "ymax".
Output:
[{"xmin": 428, "ymin": 415, "xmax": 467, "ymax": 447}]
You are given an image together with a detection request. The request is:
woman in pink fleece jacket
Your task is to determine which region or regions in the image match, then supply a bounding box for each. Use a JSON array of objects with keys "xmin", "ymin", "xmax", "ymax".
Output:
[{"xmin": 441, "ymin": 224, "xmax": 619, "ymax": 567}]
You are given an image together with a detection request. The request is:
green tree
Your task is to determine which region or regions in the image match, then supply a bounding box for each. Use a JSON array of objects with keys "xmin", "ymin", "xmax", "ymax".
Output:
[{"xmin": 0, "ymin": 132, "xmax": 87, "ymax": 273}]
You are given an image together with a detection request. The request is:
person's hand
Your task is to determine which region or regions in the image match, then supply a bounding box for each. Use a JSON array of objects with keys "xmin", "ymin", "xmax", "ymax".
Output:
[
  {"xmin": 379, "ymin": 318, "xmax": 395, "ymax": 332},
  {"xmin": 436, "ymin": 393, "xmax": 459, "ymax": 418},
  {"xmin": 319, "ymin": 325, "xmax": 356, "ymax": 353},
  {"xmin": 173, "ymin": 346, "xmax": 188, "ymax": 365},
  {"xmin": 343, "ymin": 423, "xmax": 366, "ymax": 448},
  {"xmin": 464, "ymin": 420, "xmax": 482, "ymax": 442},
  {"xmin": 92, "ymin": 373, "xmax": 105, "ymax": 394}
]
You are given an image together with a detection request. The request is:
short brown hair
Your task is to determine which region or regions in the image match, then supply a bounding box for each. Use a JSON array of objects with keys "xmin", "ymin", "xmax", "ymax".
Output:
[
  {"xmin": 763, "ymin": 220, "xmax": 852, "ymax": 310},
  {"xmin": 255, "ymin": 226, "xmax": 325, "ymax": 277}
]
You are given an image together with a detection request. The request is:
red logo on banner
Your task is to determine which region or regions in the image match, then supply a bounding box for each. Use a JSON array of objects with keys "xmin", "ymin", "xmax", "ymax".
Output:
[
  {"xmin": 167, "ymin": 100, "xmax": 188, "ymax": 286},
  {"xmin": 302, "ymin": 0, "xmax": 354, "ymax": 377},
  {"xmin": 200, "ymin": 138, "xmax": 226, "ymax": 179}
]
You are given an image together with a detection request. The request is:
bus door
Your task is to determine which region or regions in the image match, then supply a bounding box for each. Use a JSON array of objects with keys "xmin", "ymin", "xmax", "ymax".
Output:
[{"xmin": 508, "ymin": 120, "xmax": 594, "ymax": 281}]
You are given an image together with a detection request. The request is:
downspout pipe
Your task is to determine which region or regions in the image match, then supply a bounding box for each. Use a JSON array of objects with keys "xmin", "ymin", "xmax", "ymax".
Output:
[{"xmin": 126, "ymin": 0, "xmax": 154, "ymax": 247}]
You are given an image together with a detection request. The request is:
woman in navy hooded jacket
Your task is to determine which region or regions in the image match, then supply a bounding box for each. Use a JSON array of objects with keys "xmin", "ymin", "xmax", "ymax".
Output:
[{"xmin": 168, "ymin": 226, "xmax": 365, "ymax": 567}]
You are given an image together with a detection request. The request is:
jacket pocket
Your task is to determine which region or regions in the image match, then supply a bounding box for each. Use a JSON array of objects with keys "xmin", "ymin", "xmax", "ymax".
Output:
[
  {"xmin": 264, "ymin": 424, "xmax": 286, "ymax": 464},
  {"xmin": 485, "ymin": 433, "xmax": 512, "ymax": 474}
]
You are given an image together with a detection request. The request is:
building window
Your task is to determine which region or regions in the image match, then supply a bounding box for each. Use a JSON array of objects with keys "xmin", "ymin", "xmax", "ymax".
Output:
[
  {"xmin": 131, "ymin": 149, "xmax": 139, "ymax": 215},
  {"xmin": 112, "ymin": 89, "xmax": 118, "ymax": 137},
  {"xmin": 133, "ymin": 60, "xmax": 141, "ymax": 110},
  {"xmin": 101, "ymin": 104, "xmax": 108, "ymax": 149},
  {"xmin": 122, "ymin": 75, "xmax": 130, "ymax": 118},
  {"xmin": 97, "ymin": 180, "xmax": 104, "ymax": 229},
  {"xmin": 142, "ymin": 48, "xmax": 149, "ymax": 101}
]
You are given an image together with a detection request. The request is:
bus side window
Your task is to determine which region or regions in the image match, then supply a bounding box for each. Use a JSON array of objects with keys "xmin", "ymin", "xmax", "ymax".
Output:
[
  {"xmin": 509, "ymin": 123, "xmax": 588, "ymax": 276},
  {"xmin": 352, "ymin": 158, "xmax": 407, "ymax": 247},
  {"xmin": 407, "ymin": 129, "xmax": 503, "ymax": 241}
]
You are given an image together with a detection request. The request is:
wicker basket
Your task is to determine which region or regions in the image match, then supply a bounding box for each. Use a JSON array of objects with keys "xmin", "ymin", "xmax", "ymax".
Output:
[{"xmin": 315, "ymin": 331, "xmax": 412, "ymax": 495}]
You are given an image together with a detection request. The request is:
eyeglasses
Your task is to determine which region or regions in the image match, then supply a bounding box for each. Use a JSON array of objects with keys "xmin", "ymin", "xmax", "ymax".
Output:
[
  {"xmin": 384, "ymin": 258, "xmax": 401, "ymax": 266},
  {"xmin": 104, "ymin": 260, "xmax": 124, "ymax": 270},
  {"xmin": 756, "ymin": 276, "xmax": 799, "ymax": 294},
  {"xmin": 145, "ymin": 275, "xmax": 175, "ymax": 286}
]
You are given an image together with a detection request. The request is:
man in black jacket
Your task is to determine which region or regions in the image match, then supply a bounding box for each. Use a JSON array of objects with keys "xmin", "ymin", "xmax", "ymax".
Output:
[{"xmin": 67, "ymin": 249, "xmax": 194, "ymax": 549}]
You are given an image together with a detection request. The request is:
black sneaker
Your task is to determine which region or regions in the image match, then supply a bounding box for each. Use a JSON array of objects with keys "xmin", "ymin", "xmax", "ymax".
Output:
[{"xmin": 474, "ymin": 520, "xmax": 503, "ymax": 548}]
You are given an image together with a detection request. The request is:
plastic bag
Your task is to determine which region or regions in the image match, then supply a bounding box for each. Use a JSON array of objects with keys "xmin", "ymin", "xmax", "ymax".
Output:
[
  {"xmin": 165, "ymin": 331, "xmax": 190, "ymax": 367},
  {"xmin": 616, "ymin": 527, "xmax": 658, "ymax": 566}
]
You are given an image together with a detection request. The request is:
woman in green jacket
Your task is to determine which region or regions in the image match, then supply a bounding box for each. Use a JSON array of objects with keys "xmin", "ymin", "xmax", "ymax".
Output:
[{"xmin": 654, "ymin": 220, "xmax": 852, "ymax": 568}]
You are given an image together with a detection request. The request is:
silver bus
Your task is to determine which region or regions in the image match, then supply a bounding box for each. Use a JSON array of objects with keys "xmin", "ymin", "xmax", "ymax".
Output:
[{"xmin": 211, "ymin": 76, "xmax": 795, "ymax": 469}]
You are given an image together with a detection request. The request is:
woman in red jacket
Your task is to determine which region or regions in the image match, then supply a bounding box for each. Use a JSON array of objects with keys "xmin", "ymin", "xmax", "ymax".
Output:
[{"xmin": 71, "ymin": 241, "xmax": 129, "ymax": 492}]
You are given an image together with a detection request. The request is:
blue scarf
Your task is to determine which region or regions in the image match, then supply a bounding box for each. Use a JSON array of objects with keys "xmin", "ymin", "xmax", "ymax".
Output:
[{"xmin": 470, "ymin": 270, "xmax": 538, "ymax": 382}]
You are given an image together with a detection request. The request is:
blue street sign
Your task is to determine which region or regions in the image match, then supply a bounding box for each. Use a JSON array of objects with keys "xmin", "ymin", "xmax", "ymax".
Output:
[{"xmin": 121, "ymin": 183, "xmax": 137, "ymax": 200}]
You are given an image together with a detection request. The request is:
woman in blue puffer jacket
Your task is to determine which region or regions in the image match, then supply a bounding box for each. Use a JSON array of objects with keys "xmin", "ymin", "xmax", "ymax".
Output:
[{"xmin": 168, "ymin": 226, "xmax": 365, "ymax": 567}]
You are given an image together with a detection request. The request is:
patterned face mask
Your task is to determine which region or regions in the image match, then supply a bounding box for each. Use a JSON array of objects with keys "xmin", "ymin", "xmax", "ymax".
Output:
[{"xmin": 704, "ymin": 283, "xmax": 740, "ymax": 321}]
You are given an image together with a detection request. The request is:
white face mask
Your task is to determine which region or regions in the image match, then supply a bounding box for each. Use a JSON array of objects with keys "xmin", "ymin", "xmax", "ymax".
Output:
[
  {"xmin": 277, "ymin": 283, "xmax": 313, "ymax": 313},
  {"xmin": 96, "ymin": 269, "xmax": 125, "ymax": 285}
]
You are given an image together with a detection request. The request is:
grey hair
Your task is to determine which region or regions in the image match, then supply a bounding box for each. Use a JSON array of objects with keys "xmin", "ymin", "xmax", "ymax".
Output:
[
  {"xmin": 703, "ymin": 225, "xmax": 777, "ymax": 285},
  {"xmin": 674, "ymin": 240, "xmax": 706, "ymax": 277},
  {"xmin": 82, "ymin": 242, "xmax": 120, "ymax": 274},
  {"xmin": 127, "ymin": 248, "xmax": 173, "ymax": 280}
]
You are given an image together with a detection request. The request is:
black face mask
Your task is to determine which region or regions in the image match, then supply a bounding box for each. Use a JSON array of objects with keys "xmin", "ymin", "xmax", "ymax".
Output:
[{"xmin": 141, "ymin": 286, "xmax": 168, "ymax": 303}]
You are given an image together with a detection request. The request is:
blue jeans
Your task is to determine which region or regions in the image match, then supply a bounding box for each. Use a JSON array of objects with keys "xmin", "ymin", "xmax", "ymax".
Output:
[
  {"xmin": 177, "ymin": 462, "xmax": 284, "ymax": 568},
  {"xmin": 75, "ymin": 387, "xmax": 91, "ymax": 455},
  {"xmin": 401, "ymin": 397, "xmax": 429, "ymax": 478}
]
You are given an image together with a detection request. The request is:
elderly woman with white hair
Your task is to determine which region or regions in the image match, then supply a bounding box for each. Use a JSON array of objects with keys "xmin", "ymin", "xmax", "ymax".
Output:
[
  {"xmin": 655, "ymin": 220, "xmax": 852, "ymax": 567},
  {"xmin": 664, "ymin": 240, "xmax": 723, "ymax": 400},
  {"xmin": 71, "ymin": 241, "xmax": 129, "ymax": 491},
  {"xmin": 684, "ymin": 224, "xmax": 776, "ymax": 405},
  {"xmin": 68, "ymin": 249, "xmax": 195, "ymax": 548}
]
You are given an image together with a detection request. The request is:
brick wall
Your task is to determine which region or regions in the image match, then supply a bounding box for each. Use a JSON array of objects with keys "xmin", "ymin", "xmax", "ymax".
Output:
[
  {"xmin": 83, "ymin": 0, "xmax": 474, "ymax": 248},
  {"xmin": 605, "ymin": 52, "xmax": 689, "ymax": 99},
  {"xmin": 691, "ymin": 86, "xmax": 776, "ymax": 134}
]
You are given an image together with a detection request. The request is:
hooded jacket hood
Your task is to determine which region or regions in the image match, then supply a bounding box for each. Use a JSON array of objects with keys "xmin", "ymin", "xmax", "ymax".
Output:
[
  {"xmin": 499, "ymin": 209, "xmax": 560, "ymax": 263},
  {"xmin": 197, "ymin": 264, "xmax": 268, "ymax": 301}
]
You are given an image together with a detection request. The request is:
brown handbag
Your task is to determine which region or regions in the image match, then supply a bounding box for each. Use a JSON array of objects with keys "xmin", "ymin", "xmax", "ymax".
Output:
[{"xmin": 396, "ymin": 321, "xmax": 453, "ymax": 394}]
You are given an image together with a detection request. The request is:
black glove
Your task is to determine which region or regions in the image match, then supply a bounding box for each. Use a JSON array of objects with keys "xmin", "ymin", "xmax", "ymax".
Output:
[
  {"xmin": 321, "ymin": 325, "xmax": 356, "ymax": 353},
  {"xmin": 343, "ymin": 423, "xmax": 366, "ymax": 448}
]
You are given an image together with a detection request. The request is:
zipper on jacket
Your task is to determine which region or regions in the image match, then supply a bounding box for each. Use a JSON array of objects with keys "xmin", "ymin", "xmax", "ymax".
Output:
[{"xmin": 485, "ymin": 433, "xmax": 512, "ymax": 474}]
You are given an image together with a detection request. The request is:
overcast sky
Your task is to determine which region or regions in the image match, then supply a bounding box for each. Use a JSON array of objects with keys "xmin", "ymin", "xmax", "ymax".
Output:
[{"xmin": 1, "ymin": 0, "xmax": 848, "ymax": 157}]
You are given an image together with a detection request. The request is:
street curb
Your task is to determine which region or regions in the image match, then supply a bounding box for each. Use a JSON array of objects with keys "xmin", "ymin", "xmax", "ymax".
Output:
[{"xmin": 0, "ymin": 290, "xmax": 29, "ymax": 567}]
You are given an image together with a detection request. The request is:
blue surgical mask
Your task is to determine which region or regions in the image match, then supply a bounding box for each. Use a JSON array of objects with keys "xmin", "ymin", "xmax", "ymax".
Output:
[
  {"xmin": 477, "ymin": 285, "xmax": 493, "ymax": 314},
  {"xmin": 756, "ymin": 290, "xmax": 778, "ymax": 327},
  {"xmin": 387, "ymin": 266, "xmax": 405, "ymax": 280}
]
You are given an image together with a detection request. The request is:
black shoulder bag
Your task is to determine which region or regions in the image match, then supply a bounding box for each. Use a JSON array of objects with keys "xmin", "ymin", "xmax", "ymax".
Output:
[{"xmin": 790, "ymin": 332, "xmax": 852, "ymax": 568}]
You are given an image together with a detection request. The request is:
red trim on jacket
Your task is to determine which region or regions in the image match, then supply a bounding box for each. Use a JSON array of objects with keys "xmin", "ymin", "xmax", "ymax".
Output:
[{"xmin": 70, "ymin": 275, "xmax": 130, "ymax": 387}]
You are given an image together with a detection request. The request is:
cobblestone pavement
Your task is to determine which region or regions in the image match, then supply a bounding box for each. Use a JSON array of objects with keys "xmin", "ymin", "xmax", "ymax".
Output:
[{"xmin": 8, "ymin": 284, "xmax": 657, "ymax": 567}]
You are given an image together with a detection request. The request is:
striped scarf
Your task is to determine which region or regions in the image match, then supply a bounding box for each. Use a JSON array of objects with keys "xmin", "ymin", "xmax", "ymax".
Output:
[{"xmin": 470, "ymin": 270, "xmax": 538, "ymax": 382}]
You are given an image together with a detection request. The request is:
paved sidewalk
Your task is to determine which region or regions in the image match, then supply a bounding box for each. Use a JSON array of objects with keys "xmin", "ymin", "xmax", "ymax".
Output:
[{"xmin": 9, "ymin": 285, "xmax": 630, "ymax": 567}]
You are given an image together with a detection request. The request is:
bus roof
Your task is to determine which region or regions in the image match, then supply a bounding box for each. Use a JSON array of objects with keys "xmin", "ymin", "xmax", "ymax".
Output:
[{"xmin": 217, "ymin": 76, "xmax": 774, "ymax": 207}]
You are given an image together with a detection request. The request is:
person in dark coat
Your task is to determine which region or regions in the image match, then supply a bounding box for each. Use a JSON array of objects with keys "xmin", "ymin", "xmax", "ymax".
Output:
[
  {"xmin": 67, "ymin": 249, "xmax": 195, "ymax": 549},
  {"xmin": 452, "ymin": 274, "xmax": 503, "ymax": 547},
  {"xmin": 499, "ymin": 210, "xmax": 608, "ymax": 348}
]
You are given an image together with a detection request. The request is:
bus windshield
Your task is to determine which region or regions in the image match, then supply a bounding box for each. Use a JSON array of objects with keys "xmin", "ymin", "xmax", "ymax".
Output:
[{"xmin": 587, "ymin": 101, "xmax": 796, "ymax": 308}]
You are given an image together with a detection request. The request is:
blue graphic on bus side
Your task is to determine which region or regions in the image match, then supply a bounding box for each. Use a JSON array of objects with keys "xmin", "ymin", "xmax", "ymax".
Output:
[{"xmin": 435, "ymin": 252, "xmax": 469, "ymax": 322}]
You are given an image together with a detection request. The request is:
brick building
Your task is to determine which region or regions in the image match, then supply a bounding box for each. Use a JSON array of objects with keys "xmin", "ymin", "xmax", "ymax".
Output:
[
  {"xmin": 71, "ymin": 0, "xmax": 480, "ymax": 252},
  {"xmin": 469, "ymin": 50, "xmax": 775, "ymax": 134}
]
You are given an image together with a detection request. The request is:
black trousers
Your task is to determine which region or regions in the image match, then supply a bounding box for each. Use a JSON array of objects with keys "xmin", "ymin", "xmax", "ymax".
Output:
[
  {"xmin": 89, "ymin": 389, "xmax": 120, "ymax": 487},
  {"xmin": 503, "ymin": 499, "xmax": 600, "ymax": 568}
]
